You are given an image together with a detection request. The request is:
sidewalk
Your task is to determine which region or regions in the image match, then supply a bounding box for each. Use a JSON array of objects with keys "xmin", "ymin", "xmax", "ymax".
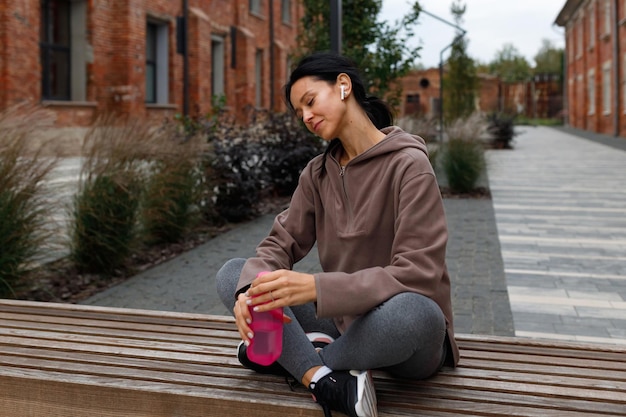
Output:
[
  {"xmin": 82, "ymin": 125, "xmax": 626, "ymax": 345},
  {"xmin": 488, "ymin": 125, "xmax": 626, "ymax": 345}
]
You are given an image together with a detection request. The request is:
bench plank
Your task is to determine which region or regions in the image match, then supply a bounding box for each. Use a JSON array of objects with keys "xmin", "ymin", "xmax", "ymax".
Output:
[{"xmin": 1, "ymin": 299, "xmax": 624, "ymax": 417}]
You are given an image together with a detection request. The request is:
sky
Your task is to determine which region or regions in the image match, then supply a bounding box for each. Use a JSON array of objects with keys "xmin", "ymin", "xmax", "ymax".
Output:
[{"xmin": 379, "ymin": 0, "xmax": 566, "ymax": 68}]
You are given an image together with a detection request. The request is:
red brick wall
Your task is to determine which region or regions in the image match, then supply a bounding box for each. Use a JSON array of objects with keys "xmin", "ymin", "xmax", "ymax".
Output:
[
  {"xmin": 0, "ymin": 0, "xmax": 41, "ymax": 108},
  {"xmin": 0, "ymin": 0, "xmax": 301, "ymax": 127},
  {"xmin": 560, "ymin": 0, "xmax": 626, "ymax": 137}
]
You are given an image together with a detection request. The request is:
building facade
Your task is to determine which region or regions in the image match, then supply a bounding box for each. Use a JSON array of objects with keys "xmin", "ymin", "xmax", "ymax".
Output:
[
  {"xmin": 398, "ymin": 68, "xmax": 560, "ymax": 121},
  {"xmin": 556, "ymin": 0, "xmax": 626, "ymax": 137},
  {"xmin": 0, "ymin": 0, "xmax": 302, "ymax": 126}
]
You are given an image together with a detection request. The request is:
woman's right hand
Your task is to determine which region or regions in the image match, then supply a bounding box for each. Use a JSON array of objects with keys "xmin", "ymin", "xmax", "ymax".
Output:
[{"xmin": 234, "ymin": 292, "xmax": 254, "ymax": 345}]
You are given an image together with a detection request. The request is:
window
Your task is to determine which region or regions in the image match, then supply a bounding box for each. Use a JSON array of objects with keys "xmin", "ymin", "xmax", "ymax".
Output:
[
  {"xmin": 40, "ymin": 0, "xmax": 88, "ymax": 101},
  {"xmin": 211, "ymin": 36, "xmax": 225, "ymax": 98},
  {"xmin": 250, "ymin": 0, "xmax": 261, "ymax": 15},
  {"xmin": 589, "ymin": 3, "xmax": 595, "ymax": 49},
  {"xmin": 281, "ymin": 0, "xmax": 291, "ymax": 24},
  {"xmin": 40, "ymin": 0, "xmax": 71, "ymax": 100},
  {"xmin": 604, "ymin": 0, "xmax": 611, "ymax": 36},
  {"xmin": 602, "ymin": 61, "xmax": 611, "ymax": 114},
  {"xmin": 146, "ymin": 20, "xmax": 169, "ymax": 104},
  {"xmin": 255, "ymin": 49, "xmax": 263, "ymax": 107},
  {"xmin": 576, "ymin": 18, "xmax": 583, "ymax": 58},
  {"xmin": 623, "ymin": 55, "xmax": 626, "ymax": 113},
  {"xmin": 587, "ymin": 69, "xmax": 595, "ymax": 115}
]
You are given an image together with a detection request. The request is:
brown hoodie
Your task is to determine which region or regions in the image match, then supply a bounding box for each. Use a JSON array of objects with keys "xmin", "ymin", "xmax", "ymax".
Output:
[{"xmin": 238, "ymin": 126, "xmax": 459, "ymax": 366}]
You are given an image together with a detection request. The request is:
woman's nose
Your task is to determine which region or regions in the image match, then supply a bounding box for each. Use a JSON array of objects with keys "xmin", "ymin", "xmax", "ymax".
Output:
[{"xmin": 302, "ymin": 108, "xmax": 313, "ymax": 123}]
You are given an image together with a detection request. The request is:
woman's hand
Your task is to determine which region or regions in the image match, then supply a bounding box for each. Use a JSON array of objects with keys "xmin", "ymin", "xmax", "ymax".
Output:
[
  {"xmin": 246, "ymin": 269, "xmax": 317, "ymax": 313},
  {"xmin": 233, "ymin": 292, "xmax": 255, "ymax": 345}
]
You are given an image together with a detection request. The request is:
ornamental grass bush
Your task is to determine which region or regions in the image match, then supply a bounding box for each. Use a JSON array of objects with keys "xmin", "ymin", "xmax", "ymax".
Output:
[
  {"xmin": 442, "ymin": 113, "xmax": 487, "ymax": 194},
  {"xmin": 140, "ymin": 126, "xmax": 202, "ymax": 245},
  {"xmin": 69, "ymin": 116, "xmax": 149, "ymax": 275},
  {"xmin": 0, "ymin": 106, "xmax": 58, "ymax": 296}
]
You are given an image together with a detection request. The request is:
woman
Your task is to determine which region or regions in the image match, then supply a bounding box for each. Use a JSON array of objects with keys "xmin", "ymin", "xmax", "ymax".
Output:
[{"xmin": 216, "ymin": 52, "xmax": 458, "ymax": 417}]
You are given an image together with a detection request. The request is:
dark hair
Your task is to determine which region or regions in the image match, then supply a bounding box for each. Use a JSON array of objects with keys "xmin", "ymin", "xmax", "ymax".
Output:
[{"xmin": 284, "ymin": 52, "xmax": 393, "ymax": 129}]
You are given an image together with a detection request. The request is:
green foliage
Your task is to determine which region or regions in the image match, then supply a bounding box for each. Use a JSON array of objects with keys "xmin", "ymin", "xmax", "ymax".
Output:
[
  {"xmin": 141, "ymin": 160, "xmax": 199, "ymax": 245},
  {"xmin": 0, "ymin": 108, "xmax": 57, "ymax": 297},
  {"xmin": 256, "ymin": 112, "xmax": 325, "ymax": 197},
  {"xmin": 443, "ymin": 1, "xmax": 478, "ymax": 121},
  {"xmin": 533, "ymin": 39, "xmax": 564, "ymax": 77},
  {"xmin": 296, "ymin": 0, "xmax": 422, "ymax": 109},
  {"xmin": 442, "ymin": 113, "xmax": 486, "ymax": 193},
  {"xmin": 69, "ymin": 117, "xmax": 150, "ymax": 275},
  {"xmin": 201, "ymin": 110, "xmax": 325, "ymax": 222},
  {"xmin": 488, "ymin": 43, "xmax": 532, "ymax": 82},
  {"xmin": 486, "ymin": 112, "xmax": 518, "ymax": 149},
  {"xmin": 70, "ymin": 173, "xmax": 140, "ymax": 274},
  {"xmin": 442, "ymin": 139, "xmax": 485, "ymax": 194}
]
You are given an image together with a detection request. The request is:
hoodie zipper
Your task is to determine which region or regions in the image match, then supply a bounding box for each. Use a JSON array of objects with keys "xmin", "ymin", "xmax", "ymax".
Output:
[{"xmin": 339, "ymin": 164, "xmax": 354, "ymax": 231}]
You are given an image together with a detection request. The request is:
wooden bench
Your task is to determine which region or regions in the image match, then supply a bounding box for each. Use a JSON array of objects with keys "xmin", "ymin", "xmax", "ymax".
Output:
[{"xmin": 1, "ymin": 299, "xmax": 624, "ymax": 416}]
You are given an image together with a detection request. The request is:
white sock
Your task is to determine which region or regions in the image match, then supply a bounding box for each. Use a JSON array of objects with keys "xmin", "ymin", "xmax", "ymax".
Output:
[{"xmin": 311, "ymin": 366, "xmax": 333, "ymax": 384}]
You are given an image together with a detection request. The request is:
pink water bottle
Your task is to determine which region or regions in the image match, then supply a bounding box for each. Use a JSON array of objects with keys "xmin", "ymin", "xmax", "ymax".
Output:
[{"xmin": 248, "ymin": 271, "xmax": 283, "ymax": 366}]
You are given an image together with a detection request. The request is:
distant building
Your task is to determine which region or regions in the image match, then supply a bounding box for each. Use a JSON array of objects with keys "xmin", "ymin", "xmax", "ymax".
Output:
[
  {"xmin": 397, "ymin": 68, "xmax": 561, "ymax": 121},
  {"xmin": 0, "ymin": 0, "xmax": 302, "ymax": 126},
  {"xmin": 555, "ymin": 0, "xmax": 626, "ymax": 137}
]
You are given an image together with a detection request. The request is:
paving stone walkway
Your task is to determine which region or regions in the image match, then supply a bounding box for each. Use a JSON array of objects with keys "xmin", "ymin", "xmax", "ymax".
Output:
[
  {"xmin": 487, "ymin": 126, "xmax": 626, "ymax": 345},
  {"xmin": 82, "ymin": 125, "xmax": 626, "ymax": 345}
]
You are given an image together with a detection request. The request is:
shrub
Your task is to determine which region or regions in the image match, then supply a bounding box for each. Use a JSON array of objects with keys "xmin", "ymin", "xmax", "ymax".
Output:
[
  {"xmin": 442, "ymin": 114, "xmax": 487, "ymax": 194},
  {"xmin": 486, "ymin": 112, "xmax": 517, "ymax": 149},
  {"xmin": 0, "ymin": 106, "xmax": 58, "ymax": 297},
  {"xmin": 256, "ymin": 111, "xmax": 325, "ymax": 197},
  {"xmin": 70, "ymin": 173, "xmax": 140, "ymax": 274},
  {"xmin": 197, "ymin": 109, "xmax": 324, "ymax": 222},
  {"xmin": 140, "ymin": 132, "xmax": 201, "ymax": 244},
  {"xmin": 441, "ymin": 139, "xmax": 486, "ymax": 194},
  {"xmin": 69, "ymin": 116, "xmax": 149, "ymax": 275}
]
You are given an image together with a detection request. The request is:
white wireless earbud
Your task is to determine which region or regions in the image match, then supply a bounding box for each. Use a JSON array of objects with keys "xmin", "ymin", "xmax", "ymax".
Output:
[{"xmin": 340, "ymin": 85, "xmax": 346, "ymax": 101}]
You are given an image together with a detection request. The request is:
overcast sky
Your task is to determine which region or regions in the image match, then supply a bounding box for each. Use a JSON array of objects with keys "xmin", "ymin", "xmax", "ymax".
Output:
[{"xmin": 379, "ymin": 0, "xmax": 566, "ymax": 68}]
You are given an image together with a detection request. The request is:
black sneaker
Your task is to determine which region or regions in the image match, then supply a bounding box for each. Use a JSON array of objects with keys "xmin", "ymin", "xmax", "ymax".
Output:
[
  {"xmin": 307, "ymin": 332, "xmax": 335, "ymax": 352},
  {"xmin": 236, "ymin": 332, "xmax": 334, "ymax": 376},
  {"xmin": 237, "ymin": 341, "xmax": 290, "ymax": 376},
  {"xmin": 308, "ymin": 370, "xmax": 378, "ymax": 417}
]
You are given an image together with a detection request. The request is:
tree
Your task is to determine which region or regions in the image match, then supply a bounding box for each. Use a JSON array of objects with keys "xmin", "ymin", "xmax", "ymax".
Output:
[
  {"xmin": 489, "ymin": 43, "xmax": 532, "ymax": 82},
  {"xmin": 533, "ymin": 39, "xmax": 564, "ymax": 76},
  {"xmin": 295, "ymin": 0, "xmax": 422, "ymax": 109},
  {"xmin": 443, "ymin": 0, "xmax": 478, "ymax": 121}
]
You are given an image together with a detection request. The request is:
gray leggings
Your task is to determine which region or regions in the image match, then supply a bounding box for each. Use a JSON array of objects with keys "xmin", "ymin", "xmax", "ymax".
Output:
[{"xmin": 216, "ymin": 258, "xmax": 447, "ymax": 381}]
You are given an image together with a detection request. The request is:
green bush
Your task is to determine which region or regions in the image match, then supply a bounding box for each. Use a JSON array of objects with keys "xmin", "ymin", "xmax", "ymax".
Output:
[
  {"xmin": 257, "ymin": 111, "xmax": 324, "ymax": 197},
  {"xmin": 141, "ymin": 159, "xmax": 199, "ymax": 244},
  {"xmin": 0, "ymin": 108, "xmax": 57, "ymax": 297},
  {"xmin": 441, "ymin": 138, "xmax": 486, "ymax": 194},
  {"xmin": 487, "ymin": 112, "xmax": 517, "ymax": 149},
  {"xmin": 68, "ymin": 117, "xmax": 151, "ymax": 275},
  {"xmin": 70, "ymin": 173, "xmax": 140, "ymax": 274},
  {"xmin": 197, "ymin": 109, "xmax": 324, "ymax": 222}
]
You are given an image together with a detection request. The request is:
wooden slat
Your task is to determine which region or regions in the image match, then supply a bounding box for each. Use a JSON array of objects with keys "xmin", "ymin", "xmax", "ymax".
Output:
[{"xmin": 1, "ymin": 299, "xmax": 625, "ymax": 417}]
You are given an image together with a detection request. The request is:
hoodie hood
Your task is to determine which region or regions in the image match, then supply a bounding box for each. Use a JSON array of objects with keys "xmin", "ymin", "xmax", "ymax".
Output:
[{"xmin": 326, "ymin": 126, "xmax": 429, "ymax": 165}]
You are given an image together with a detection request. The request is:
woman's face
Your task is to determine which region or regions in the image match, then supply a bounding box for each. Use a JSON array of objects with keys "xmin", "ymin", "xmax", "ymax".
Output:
[{"xmin": 289, "ymin": 76, "xmax": 345, "ymax": 141}]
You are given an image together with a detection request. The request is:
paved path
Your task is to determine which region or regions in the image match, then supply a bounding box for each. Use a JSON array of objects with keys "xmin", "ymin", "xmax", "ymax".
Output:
[
  {"xmin": 82, "ymin": 125, "xmax": 626, "ymax": 345},
  {"xmin": 82, "ymin": 198, "xmax": 513, "ymax": 337},
  {"xmin": 487, "ymin": 126, "xmax": 626, "ymax": 345}
]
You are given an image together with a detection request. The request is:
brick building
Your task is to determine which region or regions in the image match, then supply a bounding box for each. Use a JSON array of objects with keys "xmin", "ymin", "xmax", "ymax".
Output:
[
  {"xmin": 556, "ymin": 0, "xmax": 626, "ymax": 137},
  {"xmin": 0, "ymin": 0, "xmax": 302, "ymax": 126},
  {"xmin": 397, "ymin": 68, "xmax": 560, "ymax": 120}
]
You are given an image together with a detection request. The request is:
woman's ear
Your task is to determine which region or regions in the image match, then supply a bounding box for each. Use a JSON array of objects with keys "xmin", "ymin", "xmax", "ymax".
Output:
[{"xmin": 337, "ymin": 73, "xmax": 351, "ymax": 101}]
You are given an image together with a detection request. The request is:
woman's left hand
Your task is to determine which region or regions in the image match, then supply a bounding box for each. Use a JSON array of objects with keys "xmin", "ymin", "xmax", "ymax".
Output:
[{"xmin": 245, "ymin": 269, "xmax": 317, "ymax": 312}]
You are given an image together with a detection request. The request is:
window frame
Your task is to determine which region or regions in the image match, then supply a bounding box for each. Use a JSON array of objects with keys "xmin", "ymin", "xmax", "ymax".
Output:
[
  {"xmin": 587, "ymin": 69, "xmax": 595, "ymax": 115},
  {"xmin": 145, "ymin": 19, "xmax": 169, "ymax": 105},
  {"xmin": 40, "ymin": 0, "xmax": 72, "ymax": 101}
]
